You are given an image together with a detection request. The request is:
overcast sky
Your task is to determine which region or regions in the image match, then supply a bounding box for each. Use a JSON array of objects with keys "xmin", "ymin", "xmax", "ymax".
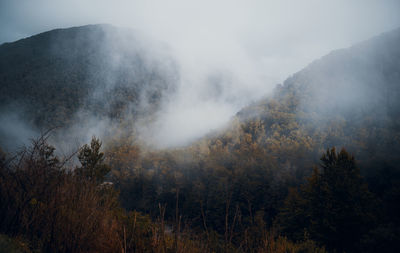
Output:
[{"xmin": 1, "ymin": 0, "xmax": 400, "ymax": 147}]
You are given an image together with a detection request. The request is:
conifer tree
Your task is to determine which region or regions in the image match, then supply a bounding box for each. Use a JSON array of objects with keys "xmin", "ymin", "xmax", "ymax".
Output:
[
  {"xmin": 76, "ymin": 136, "xmax": 110, "ymax": 183},
  {"xmin": 278, "ymin": 147, "xmax": 376, "ymax": 252}
]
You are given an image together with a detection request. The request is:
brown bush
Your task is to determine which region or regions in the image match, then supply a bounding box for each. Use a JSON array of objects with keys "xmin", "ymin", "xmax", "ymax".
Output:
[{"xmin": 0, "ymin": 136, "xmax": 121, "ymax": 252}]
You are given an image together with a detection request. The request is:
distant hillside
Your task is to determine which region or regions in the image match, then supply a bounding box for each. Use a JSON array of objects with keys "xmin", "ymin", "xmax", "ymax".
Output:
[
  {"xmin": 233, "ymin": 27, "xmax": 400, "ymax": 173},
  {"xmin": 0, "ymin": 24, "xmax": 178, "ymax": 148}
]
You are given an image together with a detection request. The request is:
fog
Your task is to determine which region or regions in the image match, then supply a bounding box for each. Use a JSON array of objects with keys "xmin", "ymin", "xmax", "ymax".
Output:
[
  {"xmin": 0, "ymin": 107, "xmax": 39, "ymax": 151},
  {"xmin": 1, "ymin": 0, "xmax": 400, "ymax": 148}
]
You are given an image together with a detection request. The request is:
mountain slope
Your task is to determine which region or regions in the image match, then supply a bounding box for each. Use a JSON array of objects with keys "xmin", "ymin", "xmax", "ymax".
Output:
[
  {"xmin": 0, "ymin": 24, "xmax": 177, "ymax": 126},
  {"xmin": 233, "ymin": 27, "xmax": 400, "ymax": 173},
  {"xmin": 0, "ymin": 24, "xmax": 178, "ymax": 148}
]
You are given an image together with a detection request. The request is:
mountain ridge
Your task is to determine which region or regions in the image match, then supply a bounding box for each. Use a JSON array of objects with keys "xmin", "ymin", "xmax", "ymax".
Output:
[{"xmin": 0, "ymin": 24, "xmax": 178, "ymax": 148}]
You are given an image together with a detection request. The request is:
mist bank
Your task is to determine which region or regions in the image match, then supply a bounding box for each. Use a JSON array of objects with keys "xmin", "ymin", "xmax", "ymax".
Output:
[
  {"xmin": 1, "ymin": 25, "xmax": 400, "ymax": 153},
  {"xmin": 0, "ymin": 24, "xmax": 274, "ymax": 151}
]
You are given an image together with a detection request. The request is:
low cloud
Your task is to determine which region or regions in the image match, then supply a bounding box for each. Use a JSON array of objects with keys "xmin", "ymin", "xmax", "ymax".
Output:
[{"xmin": 1, "ymin": 0, "xmax": 400, "ymax": 148}]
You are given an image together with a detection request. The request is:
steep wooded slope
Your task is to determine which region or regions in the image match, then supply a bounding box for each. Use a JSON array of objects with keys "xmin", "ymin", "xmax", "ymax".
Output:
[
  {"xmin": 234, "ymin": 27, "xmax": 400, "ymax": 172},
  {"xmin": 0, "ymin": 24, "xmax": 177, "ymax": 130}
]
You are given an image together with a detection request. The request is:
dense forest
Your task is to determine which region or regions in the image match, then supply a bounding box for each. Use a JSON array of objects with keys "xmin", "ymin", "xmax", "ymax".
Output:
[{"xmin": 0, "ymin": 25, "xmax": 400, "ymax": 252}]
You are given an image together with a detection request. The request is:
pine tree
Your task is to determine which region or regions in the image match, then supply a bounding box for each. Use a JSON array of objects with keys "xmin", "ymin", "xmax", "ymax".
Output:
[
  {"xmin": 278, "ymin": 147, "xmax": 376, "ymax": 252},
  {"xmin": 76, "ymin": 136, "xmax": 110, "ymax": 183}
]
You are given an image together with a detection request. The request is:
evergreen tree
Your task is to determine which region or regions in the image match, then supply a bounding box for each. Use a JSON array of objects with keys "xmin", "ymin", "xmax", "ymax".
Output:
[
  {"xmin": 76, "ymin": 136, "xmax": 110, "ymax": 183},
  {"xmin": 278, "ymin": 147, "xmax": 376, "ymax": 252}
]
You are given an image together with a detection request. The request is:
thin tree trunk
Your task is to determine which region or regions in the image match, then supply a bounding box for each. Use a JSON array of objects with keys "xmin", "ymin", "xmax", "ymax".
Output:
[{"xmin": 175, "ymin": 187, "xmax": 180, "ymax": 253}]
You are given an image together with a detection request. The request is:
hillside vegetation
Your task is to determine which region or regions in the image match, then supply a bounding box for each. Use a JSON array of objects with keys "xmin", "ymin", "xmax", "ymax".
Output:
[
  {"xmin": 0, "ymin": 26, "xmax": 400, "ymax": 252},
  {"xmin": 0, "ymin": 24, "xmax": 177, "ymax": 148}
]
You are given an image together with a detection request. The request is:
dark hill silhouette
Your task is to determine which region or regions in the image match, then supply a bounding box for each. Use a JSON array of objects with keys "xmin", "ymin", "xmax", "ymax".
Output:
[{"xmin": 0, "ymin": 24, "xmax": 177, "ymax": 131}]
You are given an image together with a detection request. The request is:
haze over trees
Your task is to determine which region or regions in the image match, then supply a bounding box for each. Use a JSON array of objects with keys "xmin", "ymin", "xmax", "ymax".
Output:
[
  {"xmin": 0, "ymin": 25, "xmax": 400, "ymax": 252},
  {"xmin": 0, "ymin": 25, "xmax": 177, "ymax": 149}
]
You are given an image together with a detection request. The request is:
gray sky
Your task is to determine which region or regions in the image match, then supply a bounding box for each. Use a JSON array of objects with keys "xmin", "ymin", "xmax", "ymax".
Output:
[
  {"xmin": 2, "ymin": 1, "xmax": 399, "ymax": 70},
  {"xmin": 1, "ymin": 0, "xmax": 400, "ymax": 147}
]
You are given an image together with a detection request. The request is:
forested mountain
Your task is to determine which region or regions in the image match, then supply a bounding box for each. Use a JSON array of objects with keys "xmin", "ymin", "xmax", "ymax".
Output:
[
  {"xmin": 1, "ymin": 26, "xmax": 399, "ymax": 253},
  {"xmin": 0, "ymin": 24, "xmax": 177, "ymax": 148},
  {"xmin": 105, "ymin": 27, "xmax": 400, "ymax": 252},
  {"xmin": 234, "ymin": 27, "xmax": 400, "ymax": 173}
]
